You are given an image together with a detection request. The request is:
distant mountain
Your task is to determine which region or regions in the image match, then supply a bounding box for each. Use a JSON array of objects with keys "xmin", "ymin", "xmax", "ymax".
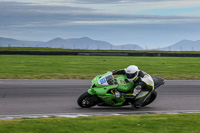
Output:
[
  {"xmin": 2, "ymin": 36, "xmax": 200, "ymax": 51},
  {"xmin": 160, "ymin": 39, "xmax": 200, "ymax": 51},
  {"xmin": 42, "ymin": 37, "xmax": 114, "ymax": 49},
  {"xmin": 64, "ymin": 37, "xmax": 113, "ymax": 49},
  {"xmin": 0, "ymin": 37, "xmax": 26, "ymax": 47},
  {"xmin": 0, "ymin": 37, "xmax": 144, "ymax": 50},
  {"xmin": 46, "ymin": 37, "xmax": 66, "ymax": 44},
  {"xmin": 0, "ymin": 37, "xmax": 43, "ymax": 47},
  {"xmin": 44, "ymin": 37, "xmax": 67, "ymax": 48}
]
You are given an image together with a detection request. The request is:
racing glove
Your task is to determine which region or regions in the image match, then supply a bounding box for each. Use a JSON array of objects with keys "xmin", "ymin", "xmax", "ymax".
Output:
[
  {"xmin": 112, "ymin": 70, "xmax": 118, "ymax": 75},
  {"xmin": 133, "ymin": 85, "xmax": 142, "ymax": 96}
]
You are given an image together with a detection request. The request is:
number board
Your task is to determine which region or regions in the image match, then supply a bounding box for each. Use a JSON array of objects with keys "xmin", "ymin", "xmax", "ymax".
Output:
[{"xmin": 100, "ymin": 78, "xmax": 106, "ymax": 84}]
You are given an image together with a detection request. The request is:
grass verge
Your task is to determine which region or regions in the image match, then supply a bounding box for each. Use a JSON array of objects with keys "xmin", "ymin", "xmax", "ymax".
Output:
[
  {"xmin": 1, "ymin": 47, "xmax": 200, "ymax": 54},
  {"xmin": 0, "ymin": 55, "xmax": 200, "ymax": 79},
  {"xmin": 0, "ymin": 113, "xmax": 200, "ymax": 133}
]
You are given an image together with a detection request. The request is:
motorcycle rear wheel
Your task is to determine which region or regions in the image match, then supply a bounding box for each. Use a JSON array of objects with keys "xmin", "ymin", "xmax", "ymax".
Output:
[
  {"xmin": 77, "ymin": 92, "xmax": 98, "ymax": 108},
  {"xmin": 142, "ymin": 91, "xmax": 157, "ymax": 107}
]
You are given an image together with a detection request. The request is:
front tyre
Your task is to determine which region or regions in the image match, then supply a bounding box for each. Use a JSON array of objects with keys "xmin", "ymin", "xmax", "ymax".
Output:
[{"xmin": 77, "ymin": 92, "xmax": 98, "ymax": 108}]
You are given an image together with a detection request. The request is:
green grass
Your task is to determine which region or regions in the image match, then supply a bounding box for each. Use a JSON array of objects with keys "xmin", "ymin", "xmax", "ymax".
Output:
[
  {"xmin": 1, "ymin": 47, "xmax": 200, "ymax": 54},
  {"xmin": 0, "ymin": 55, "xmax": 200, "ymax": 79},
  {"xmin": 0, "ymin": 113, "xmax": 200, "ymax": 133}
]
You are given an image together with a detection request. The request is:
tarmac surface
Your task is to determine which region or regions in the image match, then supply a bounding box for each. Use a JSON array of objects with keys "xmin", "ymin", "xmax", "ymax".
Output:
[{"xmin": 0, "ymin": 79, "xmax": 200, "ymax": 118}]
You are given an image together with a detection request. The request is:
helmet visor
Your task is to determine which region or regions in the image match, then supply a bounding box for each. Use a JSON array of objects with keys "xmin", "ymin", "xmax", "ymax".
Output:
[{"xmin": 126, "ymin": 71, "xmax": 138, "ymax": 79}]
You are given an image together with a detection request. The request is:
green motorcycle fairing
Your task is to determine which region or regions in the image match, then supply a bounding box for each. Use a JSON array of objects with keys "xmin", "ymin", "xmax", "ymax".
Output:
[{"xmin": 88, "ymin": 72, "xmax": 134, "ymax": 106}]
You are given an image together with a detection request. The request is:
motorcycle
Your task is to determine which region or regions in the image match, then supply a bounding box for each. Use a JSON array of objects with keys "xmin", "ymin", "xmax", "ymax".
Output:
[{"xmin": 77, "ymin": 72, "xmax": 165, "ymax": 108}]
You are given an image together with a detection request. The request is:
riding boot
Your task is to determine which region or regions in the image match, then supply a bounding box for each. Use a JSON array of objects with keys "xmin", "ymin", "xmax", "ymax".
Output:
[{"xmin": 132, "ymin": 92, "xmax": 150, "ymax": 109}]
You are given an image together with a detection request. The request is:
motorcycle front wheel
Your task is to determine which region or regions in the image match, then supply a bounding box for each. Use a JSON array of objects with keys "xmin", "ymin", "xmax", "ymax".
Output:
[{"xmin": 77, "ymin": 92, "xmax": 98, "ymax": 108}]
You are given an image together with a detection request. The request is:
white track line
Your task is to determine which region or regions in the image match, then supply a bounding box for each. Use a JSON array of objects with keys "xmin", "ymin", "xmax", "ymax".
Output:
[{"xmin": 0, "ymin": 110, "xmax": 200, "ymax": 120}]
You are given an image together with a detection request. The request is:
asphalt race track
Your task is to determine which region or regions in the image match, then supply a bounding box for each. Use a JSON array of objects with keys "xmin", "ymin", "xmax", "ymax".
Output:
[{"xmin": 0, "ymin": 79, "xmax": 200, "ymax": 118}]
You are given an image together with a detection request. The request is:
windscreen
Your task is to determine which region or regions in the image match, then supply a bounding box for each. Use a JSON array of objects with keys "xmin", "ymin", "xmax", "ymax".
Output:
[{"xmin": 105, "ymin": 75, "xmax": 117, "ymax": 85}]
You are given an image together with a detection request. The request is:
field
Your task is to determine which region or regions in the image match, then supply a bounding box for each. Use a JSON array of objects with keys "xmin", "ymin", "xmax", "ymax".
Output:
[
  {"xmin": 0, "ymin": 113, "xmax": 199, "ymax": 133},
  {"xmin": 0, "ymin": 55, "xmax": 200, "ymax": 79}
]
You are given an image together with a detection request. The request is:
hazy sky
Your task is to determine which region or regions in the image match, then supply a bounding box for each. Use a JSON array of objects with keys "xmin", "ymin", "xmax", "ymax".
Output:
[{"xmin": 1, "ymin": 0, "xmax": 200, "ymax": 48}]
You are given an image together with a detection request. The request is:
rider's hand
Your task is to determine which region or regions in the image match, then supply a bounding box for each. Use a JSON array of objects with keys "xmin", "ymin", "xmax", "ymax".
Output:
[
  {"xmin": 135, "ymin": 85, "xmax": 142, "ymax": 90},
  {"xmin": 133, "ymin": 85, "xmax": 142, "ymax": 96}
]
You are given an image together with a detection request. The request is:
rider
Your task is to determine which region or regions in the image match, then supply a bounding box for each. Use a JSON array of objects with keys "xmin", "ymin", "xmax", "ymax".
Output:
[{"xmin": 112, "ymin": 65, "xmax": 154, "ymax": 109}]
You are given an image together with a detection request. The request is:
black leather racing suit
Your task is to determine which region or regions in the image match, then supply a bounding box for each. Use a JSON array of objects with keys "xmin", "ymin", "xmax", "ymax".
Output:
[{"xmin": 113, "ymin": 70, "xmax": 154, "ymax": 108}]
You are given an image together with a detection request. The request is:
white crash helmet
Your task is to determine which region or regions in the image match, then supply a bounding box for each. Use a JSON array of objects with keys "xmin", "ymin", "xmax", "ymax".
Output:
[{"xmin": 125, "ymin": 65, "xmax": 139, "ymax": 81}]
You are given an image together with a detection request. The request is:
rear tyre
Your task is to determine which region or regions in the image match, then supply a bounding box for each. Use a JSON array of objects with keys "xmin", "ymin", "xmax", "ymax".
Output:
[
  {"xmin": 142, "ymin": 91, "xmax": 157, "ymax": 107},
  {"xmin": 77, "ymin": 92, "xmax": 98, "ymax": 108}
]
